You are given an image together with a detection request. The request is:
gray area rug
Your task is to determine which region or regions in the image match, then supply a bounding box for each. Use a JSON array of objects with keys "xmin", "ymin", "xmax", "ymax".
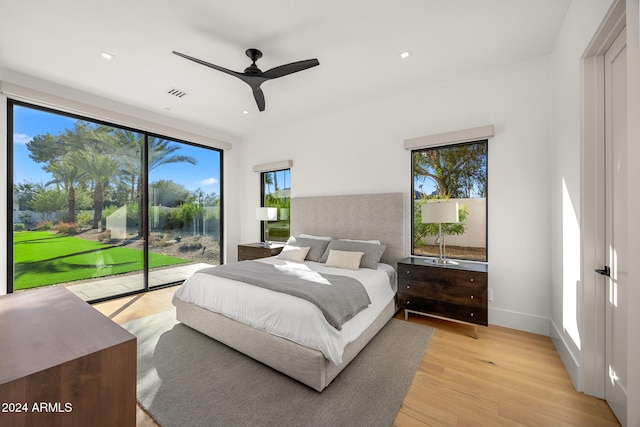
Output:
[{"xmin": 123, "ymin": 309, "xmax": 433, "ymax": 427}]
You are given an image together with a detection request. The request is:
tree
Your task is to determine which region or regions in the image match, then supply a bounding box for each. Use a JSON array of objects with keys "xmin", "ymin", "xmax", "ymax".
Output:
[
  {"xmin": 69, "ymin": 148, "xmax": 119, "ymax": 229},
  {"xmin": 30, "ymin": 189, "xmax": 67, "ymax": 221},
  {"xmin": 150, "ymin": 180, "xmax": 191, "ymax": 207},
  {"xmin": 44, "ymin": 156, "xmax": 84, "ymax": 223},
  {"xmin": 413, "ymin": 143, "xmax": 487, "ymax": 198}
]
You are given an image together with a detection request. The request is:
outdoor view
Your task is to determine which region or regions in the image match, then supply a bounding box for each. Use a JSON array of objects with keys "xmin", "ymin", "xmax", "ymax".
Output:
[
  {"xmin": 262, "ymin": 169, "xmax": 290, "ymax": 243},
  {"xmin": 11, "ymin": 102, "xmax": 222, "ymax": 300},
  {"xmin": 412, "ymin": 140, "xmax": 487, "ymax": 262}
]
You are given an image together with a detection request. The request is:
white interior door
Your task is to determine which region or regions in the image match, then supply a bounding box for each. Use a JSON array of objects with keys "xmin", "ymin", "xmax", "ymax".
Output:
[{"xmin": 603, "ymin": 27, "xmax": 628, "ymax": 426}]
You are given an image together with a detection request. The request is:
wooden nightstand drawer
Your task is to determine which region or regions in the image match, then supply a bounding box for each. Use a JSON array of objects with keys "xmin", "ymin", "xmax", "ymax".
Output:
[
  {"xmin": 397, "ymin": 293, "xmax": 488, "ymax": 325},
  {"xmin": 398, "ymin": 282, "xmax": 486, "ymax": 308}
]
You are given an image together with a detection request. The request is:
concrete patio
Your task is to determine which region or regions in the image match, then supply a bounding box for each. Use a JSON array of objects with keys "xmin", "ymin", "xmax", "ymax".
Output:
[{"xmin": 67, "ymin": 263, "xmax": 213, "ymax": 301}]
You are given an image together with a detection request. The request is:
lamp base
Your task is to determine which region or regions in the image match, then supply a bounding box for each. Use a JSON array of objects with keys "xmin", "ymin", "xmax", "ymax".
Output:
[{"xmin": 432, "ymin": 258, "xmax": 459, "ymax": 265}]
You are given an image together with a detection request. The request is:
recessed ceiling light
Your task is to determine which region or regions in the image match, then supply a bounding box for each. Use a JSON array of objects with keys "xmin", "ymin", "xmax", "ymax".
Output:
[
  {"xmin": 242, "ymin": 110, "xmax": 249, "ymax": 115},
  {"xmin": 400, "ymin": 50, "xmax": 412, "ymax": 59},
  {"xmin": 100, "ymin": 51, "xmax": 115, "ymax": 60}
]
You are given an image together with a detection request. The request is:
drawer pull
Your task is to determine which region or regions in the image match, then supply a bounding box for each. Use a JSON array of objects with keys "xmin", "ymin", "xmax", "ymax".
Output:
[
  {"xmin": 470, "ymin": 295, "xmax": 474, "ymax": 299},
  {"xmin": 470, "ymin": 278, "xmax": 474, "ymax": 282},
  {"xmin": 406, "ymin": 285, "xmax": 410, "ymax": 289},
  {"xmin": 406, "ymin": 270, "xmax": 411, "ymax": 274},
  {"xmin": 470, "ymin": 313, "xmax": 474, "ymax": 317}
]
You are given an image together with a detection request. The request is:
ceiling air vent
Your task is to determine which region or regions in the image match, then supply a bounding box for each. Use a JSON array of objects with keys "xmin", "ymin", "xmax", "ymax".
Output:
[{"xmin": 167, "ymin": 87, "xmax": 188, "ymax": 98}]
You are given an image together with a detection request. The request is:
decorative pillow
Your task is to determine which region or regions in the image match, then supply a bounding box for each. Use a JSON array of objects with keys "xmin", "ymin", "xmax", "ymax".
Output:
[
  {"xmin": 319, "ymin": 240, "xmax": 387, "ymax": 269},
  {"xmin": 276, "ymin": 245, "xmax": 310, "ymax": 262},
  {"xmin": 285, "ymin": 236, "xmax": 331, "ymax": 262},
  {"xmin": 325, "ymin": 249, "xmax": 364, "ymax": 270}
]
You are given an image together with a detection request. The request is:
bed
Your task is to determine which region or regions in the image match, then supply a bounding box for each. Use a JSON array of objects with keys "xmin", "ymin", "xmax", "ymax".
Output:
[{"xmin": 172, "ymin": 193, "xmax": 405, "ymax": 391}]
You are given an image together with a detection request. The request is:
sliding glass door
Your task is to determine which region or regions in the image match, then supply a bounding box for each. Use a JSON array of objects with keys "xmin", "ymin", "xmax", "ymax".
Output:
[
  {"xmin": 147, "ymin": 137, "xmax": 222, "ymax": 287},
  {"xmin": 9, "ymin": 101, "xmax": 222, "ymax": 301}
]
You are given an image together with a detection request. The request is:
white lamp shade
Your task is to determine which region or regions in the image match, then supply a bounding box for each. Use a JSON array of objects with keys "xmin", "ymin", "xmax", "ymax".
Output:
[
  {"xmin": 421, "ymin": 201, "xmax": 459, "ymax": 224},
  {"xmin": 256, "ymin": 207, "xmax": 278, "ymax": 221}
]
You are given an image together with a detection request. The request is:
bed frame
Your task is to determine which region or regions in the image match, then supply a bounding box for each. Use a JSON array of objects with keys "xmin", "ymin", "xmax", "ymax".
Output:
[{"xmin": 176, "ymin": 192, "xmax": 405, "ymax": 391}]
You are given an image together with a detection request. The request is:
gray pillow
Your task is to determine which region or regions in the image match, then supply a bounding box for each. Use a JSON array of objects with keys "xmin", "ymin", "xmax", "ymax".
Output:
[
  {"xmin": 318, "ymin": 240, "xmax": 386, "ymax": 269},
  {"xmin": 285, "ymin": 236, "xmax": 332, "ymax": 262}
]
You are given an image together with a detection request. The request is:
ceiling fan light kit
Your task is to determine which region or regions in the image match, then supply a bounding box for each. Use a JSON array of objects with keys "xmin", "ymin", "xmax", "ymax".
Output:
[{"xmin": 172, "ymin": 48, "xmax": 319, "ymax": 112}]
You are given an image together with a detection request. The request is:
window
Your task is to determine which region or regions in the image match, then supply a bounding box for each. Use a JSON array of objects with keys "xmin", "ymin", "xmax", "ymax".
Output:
[
  {"xmin": 412, "ymin": 140, "xmax": 487, "ymax": 262},
  {"xmin": 9, "ymin": 101, "xmax": 223, "ymax": 301},
  {"xmin": 261, "ymin": 169, "xmax": 290, "ymax": 242}
]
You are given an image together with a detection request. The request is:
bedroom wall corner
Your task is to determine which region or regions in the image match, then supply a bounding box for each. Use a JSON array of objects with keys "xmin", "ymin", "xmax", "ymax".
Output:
[
  {"xmin": 549, "ymin": 0, "xmax": 616, "ymax": 392},
  {"xmin": 223, "ymin": 140, "xmax": 244, "ymax": 264},
  {"xmin": 624, "ymin": 4, "xmax": 640, "ymax": 423}
]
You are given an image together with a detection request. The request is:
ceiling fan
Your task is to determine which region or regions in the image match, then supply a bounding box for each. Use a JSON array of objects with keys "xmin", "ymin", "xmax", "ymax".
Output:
[{"xmin": 172, "ymin": 48, "xmax": 319, "ymax": 112}]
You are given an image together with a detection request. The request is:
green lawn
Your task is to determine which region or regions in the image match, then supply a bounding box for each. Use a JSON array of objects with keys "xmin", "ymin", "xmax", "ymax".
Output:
[{"xmin": 13, "ymin": 231, "xmax": 191, "ymax": 290}]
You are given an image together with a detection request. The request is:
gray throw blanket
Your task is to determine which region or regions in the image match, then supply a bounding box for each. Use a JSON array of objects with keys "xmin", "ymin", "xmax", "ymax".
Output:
[{"xmin": 197, "ymin": 261, "xmax": 371, "ymax": 330}]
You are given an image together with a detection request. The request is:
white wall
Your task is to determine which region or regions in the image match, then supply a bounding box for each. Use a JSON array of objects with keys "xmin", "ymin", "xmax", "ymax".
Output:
[
  {"xmin": 550, "ymin": 2, "xmax": 640, "ymax": 422},
  {"xmin": 549, "ymin": 0, "xmax": 615, "ymax": 391},
  {"xmin": 624, "ymin": 1, "xmax": 640, "ymax": 424},
  {"xmin": 240, "ymin": 56, "xmax": 554, "ymax": 335}
]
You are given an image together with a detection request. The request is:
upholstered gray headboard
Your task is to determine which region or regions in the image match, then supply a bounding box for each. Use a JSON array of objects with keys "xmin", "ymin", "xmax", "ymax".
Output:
[{"xmin": 290, "ymin": 193, "xmax": 405, "ymax": 269}]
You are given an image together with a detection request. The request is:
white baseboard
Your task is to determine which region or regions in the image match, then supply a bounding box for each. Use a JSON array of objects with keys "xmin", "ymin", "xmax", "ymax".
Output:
[
  {"xmin": 549, "ymin": 319, "xmax": 582, "ymax": 391},
  {"xmin": 488, "ymin": 306, "xmax": 551, "ymax": 336}
]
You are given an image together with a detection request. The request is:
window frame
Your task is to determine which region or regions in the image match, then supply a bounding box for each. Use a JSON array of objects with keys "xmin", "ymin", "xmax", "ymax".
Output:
[
  {"xmin": 7, "ymin": 99, "xmax": 224, "ymax": 299},
  {"xmin": 410, "ymin": 139, "xmax": 488, "ymax": 262},
  {"xmin": 260, "ymin": 168, "xmax": 291, "ymax": 243}
]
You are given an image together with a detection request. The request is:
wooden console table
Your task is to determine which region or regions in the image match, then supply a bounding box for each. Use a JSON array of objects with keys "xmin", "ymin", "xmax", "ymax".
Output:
[{"xmin": 0, "ymin": 287, "xmax": 136, "ymax": 427}]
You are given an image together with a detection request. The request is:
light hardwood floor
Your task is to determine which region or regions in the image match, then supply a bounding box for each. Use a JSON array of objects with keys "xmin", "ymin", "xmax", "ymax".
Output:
[{"xmin": 93, "ymin": 286, "xmax": 620, "ymax": 427}]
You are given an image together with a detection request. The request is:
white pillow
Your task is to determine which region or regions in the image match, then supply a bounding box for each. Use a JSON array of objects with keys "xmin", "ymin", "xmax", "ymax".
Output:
[
  {"xmin": 325, "ymin": 249, "xmax": 364, "ymax": 270},
  {"xmin": 276, "ymin": 245, "xmax": 310, "ymax": 262}
]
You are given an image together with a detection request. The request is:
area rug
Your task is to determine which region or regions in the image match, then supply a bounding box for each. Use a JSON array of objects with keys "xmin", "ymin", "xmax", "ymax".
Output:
[{"xmin": 123, "ymin": 309, "xmax": 433, "ymax": 427}]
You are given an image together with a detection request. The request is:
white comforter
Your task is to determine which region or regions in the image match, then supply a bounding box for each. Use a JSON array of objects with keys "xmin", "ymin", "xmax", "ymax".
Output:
[{"xmin": 172, "ymin": 257, "xmax": 397, "ymax": 365}]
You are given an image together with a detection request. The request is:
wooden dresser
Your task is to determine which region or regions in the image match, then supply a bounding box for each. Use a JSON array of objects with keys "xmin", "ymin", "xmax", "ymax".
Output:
[
  {"xmin": 397, "ymin": 257, "xmax": 488, "ymax": 338},
  {"xmin": 0, "ymin": 287, "xmax": 136, "ymax": 427},
  {"xmin": 237, "ymin": 242, "xmax": 284, "ymax": 261}
]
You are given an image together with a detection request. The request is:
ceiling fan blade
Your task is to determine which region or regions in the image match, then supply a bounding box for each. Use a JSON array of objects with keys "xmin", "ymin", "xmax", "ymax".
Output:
[
  {"xmin": 262, "ymin": 59, "xmax": 320, "ymax": 79},
  {"xmin": 172, "ymin": 51, "xmax": 243, "ymax": 79},
  {"xmin": 253, "ymin": 88, "xmax": 266, "ymax": 112}
]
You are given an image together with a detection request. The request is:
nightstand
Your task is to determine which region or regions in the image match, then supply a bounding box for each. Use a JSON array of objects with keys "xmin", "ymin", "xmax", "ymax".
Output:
[
  {"xmin": 397, "ymin": 257, "xmax": 488, "ymax": 338},
  {"xmin": 238, "ymin": 242, "xmax": 284, "ymax": 261}
]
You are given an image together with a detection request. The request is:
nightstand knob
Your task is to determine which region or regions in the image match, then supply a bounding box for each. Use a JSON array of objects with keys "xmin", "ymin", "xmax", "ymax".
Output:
[
  {"xmin": 470, "ymin": 313, "xmax": 474, "ymax": 317},
  {"xmin": 470, "ymin": 295, "xmax": 474, "ymax": 299},
  {"xmin": 470, "ymin": 278, "xmax": 474, "ymax": 282},
  {"xmin": 406, "ymin": 285, "xmax": 410, "ymax": 289},
  {"xmin": 406, "ymin": 270, "xmax": 411, "ymax": 274}
]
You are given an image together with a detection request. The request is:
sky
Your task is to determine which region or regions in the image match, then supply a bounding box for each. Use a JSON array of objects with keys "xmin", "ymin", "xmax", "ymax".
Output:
[{"xmin": 12, "ymin": 104, "xmax": 221, "ymax": 196}]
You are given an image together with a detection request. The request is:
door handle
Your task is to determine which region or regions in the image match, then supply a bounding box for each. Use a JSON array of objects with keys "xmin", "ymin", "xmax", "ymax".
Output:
[{"xmin": 595, "ymin": 266, "xmax": 611, "ymax": 277}]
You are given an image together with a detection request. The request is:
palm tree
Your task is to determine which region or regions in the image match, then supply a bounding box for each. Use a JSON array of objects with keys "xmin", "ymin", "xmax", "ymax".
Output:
[
  {"xmin": 44, "ymin": 156, "xmax": 85, "ymax": 223},
  {"xmin": 70, "ymin": 148, "xmax": 118, "ymax": 229}
]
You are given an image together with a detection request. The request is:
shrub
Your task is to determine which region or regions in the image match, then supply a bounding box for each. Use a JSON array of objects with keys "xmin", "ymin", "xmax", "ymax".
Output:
[
  {"xmin": 36, "ymin": 220, "xmax": 54, "ymax": 231},
  {"xmin": 13, "ymin": 223, "xmax": 25, "ymax": 231},
  {"xmin": 57, "ymin": 222, "xmax": 79, "ymax": 235},
  {"xmin": 77, "ymin": 211, "xmax": 92, "ymax": 227}
]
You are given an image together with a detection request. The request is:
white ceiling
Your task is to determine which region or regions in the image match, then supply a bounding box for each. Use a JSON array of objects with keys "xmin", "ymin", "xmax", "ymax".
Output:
[{"xmin": 0, "ymin": 0, "xmax": 571, "ymax": 142}]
